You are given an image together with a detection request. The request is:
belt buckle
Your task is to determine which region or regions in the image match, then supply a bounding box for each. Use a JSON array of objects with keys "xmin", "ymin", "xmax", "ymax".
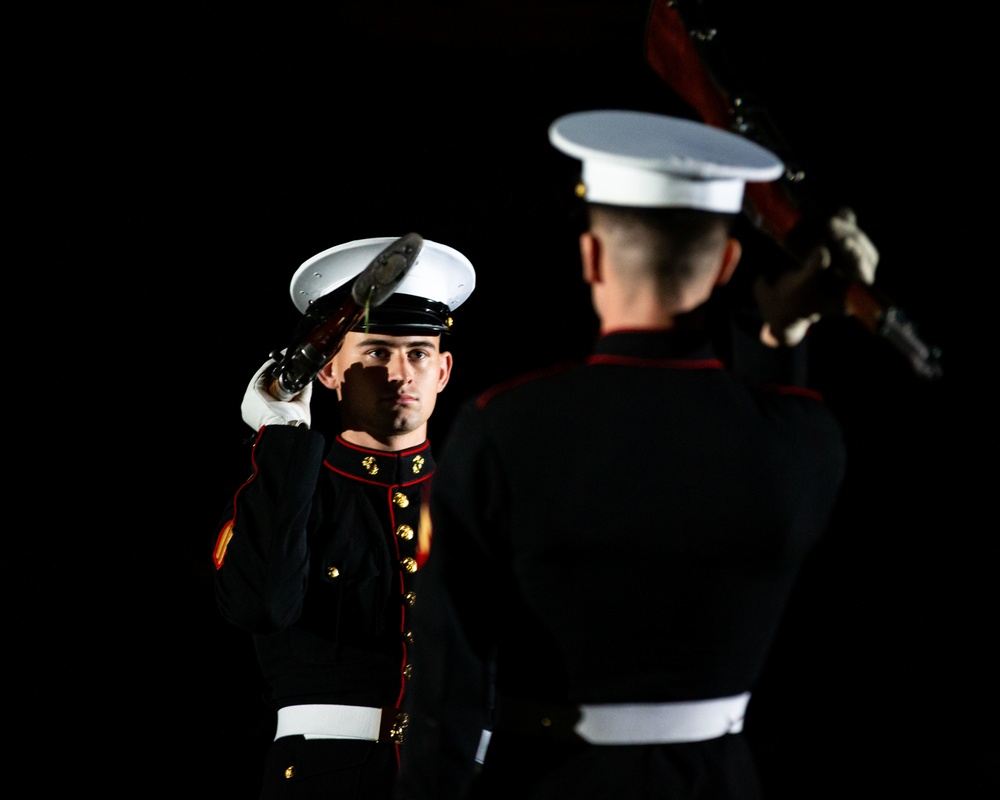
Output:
[{"xmin": 383, "ymin": 710, "xmax": 409, "ymax": 744}]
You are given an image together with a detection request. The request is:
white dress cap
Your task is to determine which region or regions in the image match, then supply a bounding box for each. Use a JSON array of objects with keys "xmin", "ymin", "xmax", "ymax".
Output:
[
  {"xmin": 289, "ymin": 237, "xmax": 476, "ymax": 316},
  {"xmin": 548, "ymin": 110, "xmax": 784, "ymax": 212}
]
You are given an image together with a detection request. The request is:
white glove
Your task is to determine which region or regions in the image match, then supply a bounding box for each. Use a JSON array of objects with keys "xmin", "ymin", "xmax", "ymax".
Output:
[
  {"xmin": 828, "ymin": 207, "xmax": 878, "ymax": 285},
  {"xmin": 241, "ymin": 358, "xmax": 313, "ymax": 431},
  {"xmin": 755, "ymin": 208, "xmax": 879, "ymax": 347}
]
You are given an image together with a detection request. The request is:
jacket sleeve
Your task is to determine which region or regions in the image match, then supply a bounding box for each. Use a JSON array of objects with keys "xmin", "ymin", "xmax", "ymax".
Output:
[{"xmin": 213, "ymin": 424, "xmax": 327, "ymax": 633}]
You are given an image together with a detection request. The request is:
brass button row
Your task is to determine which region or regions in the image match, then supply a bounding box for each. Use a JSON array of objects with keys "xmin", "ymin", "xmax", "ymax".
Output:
[{"xmin": 328, "ymin": 559, "xmax": 417, "ymax": 581}]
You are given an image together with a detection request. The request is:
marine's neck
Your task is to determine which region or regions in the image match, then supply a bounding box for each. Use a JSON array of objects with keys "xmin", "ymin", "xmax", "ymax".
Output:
[{"xmin": 339, "ymin": 426, "xmax": 428, "ymax": 452}]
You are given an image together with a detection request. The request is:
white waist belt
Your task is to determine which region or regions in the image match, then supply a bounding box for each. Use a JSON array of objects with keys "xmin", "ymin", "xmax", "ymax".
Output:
[
  {"xmin": 275, "ymin": 704, "xmax": 492, "ymax": 759},
  {"xmin": 574, "ymin": 692, "xmax": 751, "ymax": 744},
  {"xmin": 275, "ymin": 704, "xmax": 393, "ymax": 742}
]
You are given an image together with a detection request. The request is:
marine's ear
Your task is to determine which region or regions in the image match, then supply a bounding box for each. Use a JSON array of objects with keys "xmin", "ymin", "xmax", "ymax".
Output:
[
  {"xmin": 317, "ymin": 359, "xmax": 340, "ymax": 390},
  {"xmin": 715, "ymin": 237, "xmax": 742, "ymax": 286},
  {"xmin": 435, "ymin": 349, "xmax": 454, "ymax": 393},
  {"xmin": 580, "ymin": 230, "xmax": 604, "ymax": 285}
]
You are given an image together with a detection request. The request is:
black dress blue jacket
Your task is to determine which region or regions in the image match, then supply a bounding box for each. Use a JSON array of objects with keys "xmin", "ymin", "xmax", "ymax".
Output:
[
  {"xmin": 397, "ymin": 325, "xmax": 847, "ymax": 800},
  {"xmin": 214, "ymin": 430, "xmax": 434, "ymax": 715}
]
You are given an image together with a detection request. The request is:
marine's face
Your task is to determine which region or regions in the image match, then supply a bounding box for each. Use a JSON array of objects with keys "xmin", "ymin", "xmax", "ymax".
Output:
[{"xmin": 323, "ymin": 331, "xmax": 453, "ymax": 439}]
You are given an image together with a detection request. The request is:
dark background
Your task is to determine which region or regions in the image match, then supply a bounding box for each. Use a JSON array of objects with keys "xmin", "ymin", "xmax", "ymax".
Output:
[{"xmin": 26, "ymin": 1, "xmax": 986, "ymax": 797}]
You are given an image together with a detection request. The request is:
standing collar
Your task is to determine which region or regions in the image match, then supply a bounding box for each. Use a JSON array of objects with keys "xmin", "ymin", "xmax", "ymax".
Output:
[
  {"xmin": 324, "ymin": 435, "xmax": 435, "ymax": 485},
  {"xmin": 593, "ymin": 329, "xmax": 718, "ymax": 361}
]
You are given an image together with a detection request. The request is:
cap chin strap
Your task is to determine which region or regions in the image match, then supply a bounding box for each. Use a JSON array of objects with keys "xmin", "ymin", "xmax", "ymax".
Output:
[
  {"xmin": 352, "ymin": 322, "xmax": 453, "ymax": 335},
  {"xmin": 351, "ymin": 293, "xmax": 454, "ymax": 333}
]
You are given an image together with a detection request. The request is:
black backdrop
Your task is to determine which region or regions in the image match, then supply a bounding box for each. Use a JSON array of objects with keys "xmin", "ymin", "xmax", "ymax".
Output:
[{"xmin": 26, "ymin": 2, "xmax": 986, "ymax": 797}]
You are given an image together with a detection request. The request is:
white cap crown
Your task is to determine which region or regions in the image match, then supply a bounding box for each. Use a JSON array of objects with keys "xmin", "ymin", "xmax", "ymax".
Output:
[
  {"xmin": 290, "ymin": 237, "xmax": 475, "ymax": 313},
  {"xmin": 549, "ymin": 110, "xmax": 784, "ymax": 212}
]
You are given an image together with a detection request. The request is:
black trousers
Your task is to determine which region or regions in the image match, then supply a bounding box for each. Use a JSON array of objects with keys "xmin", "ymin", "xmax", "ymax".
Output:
[
  {"xmin": 259, "ymin": 736, "xmax": 398, "ymax": 800},
  {"xmin": 469, "ymin": 730, "xmax": 762, "ymax": 800}
]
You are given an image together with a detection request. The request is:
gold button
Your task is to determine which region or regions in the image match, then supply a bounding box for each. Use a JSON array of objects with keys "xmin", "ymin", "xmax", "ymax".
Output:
[
  {"xmin": 401, "ymin": 557, "xmax": 417, "ymax": 574},
  {"xmin": 284, "ymin": 765, "xmax": 295, "ymax": 779},
  {"xmin": 403, "ymin": 630, "xmax": 414, "ymax": 644},
  {"xmin": 403, "ymin": 664, "xmax": 413, "ymax": 679},
  {"xmin": 393, "ymin": 491, "xmax": 409, "ymax": 508},
  {"xmin": 388, "ymin": 711, "xmax": 409, "ymax": 744},
  {"xmin": 540, "ymin": 717, "xmax": 552, "ymax": 727},
  {"xmin": 403, "ymin": 591, "xmax": 416, "ymax": 607},
  {"xmin": 362, "ymin": 456, "xmax": 379, "ymax": 476},
  {"xmin": 396, "ymin": 524, "xmax": 414, "ymax": 541},
  {"xmin": 326, "ymin": 566, "xmax": 340, "ymax": 579}
]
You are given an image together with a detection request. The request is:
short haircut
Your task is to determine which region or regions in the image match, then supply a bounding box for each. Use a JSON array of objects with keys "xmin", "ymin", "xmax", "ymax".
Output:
[{"xmin": 587, "ymin": 204, "xmax": 737, "ymax": 286}]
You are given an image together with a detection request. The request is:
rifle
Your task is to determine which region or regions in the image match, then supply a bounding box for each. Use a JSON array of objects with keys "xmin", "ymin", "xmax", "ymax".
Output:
[
  {"xmin": 644, "ymin": 0, "xmax": 942, "ymax": 379},
  {"xmin": 268, "ymin": 232, "xmax": 424, "ymax": 400}
]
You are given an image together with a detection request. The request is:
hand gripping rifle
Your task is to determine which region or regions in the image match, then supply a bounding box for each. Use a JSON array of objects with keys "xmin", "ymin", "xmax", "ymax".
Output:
[
  {"xmin": 644, "ymin": 0, "xmax": 942, "ymax": 379},
  {"xmin": 268, "ymin": 232, "xmax": 424, "ymax": 400}
]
